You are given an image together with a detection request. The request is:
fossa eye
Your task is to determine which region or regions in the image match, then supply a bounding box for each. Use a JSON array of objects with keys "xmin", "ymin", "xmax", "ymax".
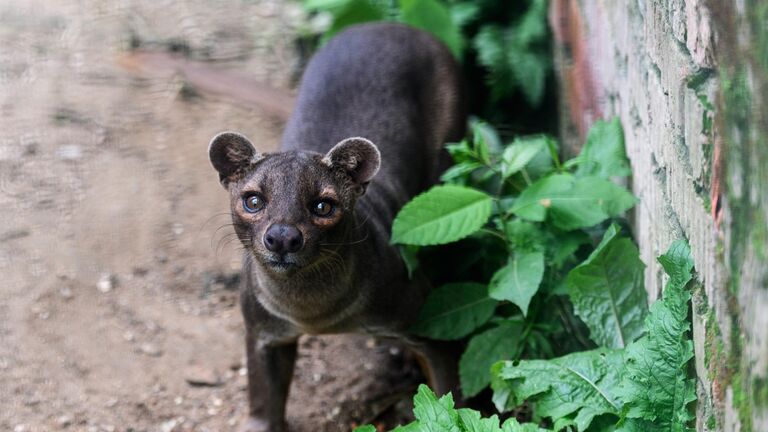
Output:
[
  {"xmin": 311, "ymin": 200, "xmax": 335, "ymax": 217},
  {"xmin": 243, "ymin": 194, "xmax": 266, "ymax": 213}
]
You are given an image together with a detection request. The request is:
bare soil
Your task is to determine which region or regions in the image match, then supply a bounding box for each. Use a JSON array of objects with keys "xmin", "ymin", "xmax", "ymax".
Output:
[{"xmin": 0, "ymin": 1, "xmax": 420, "ymax": 431}]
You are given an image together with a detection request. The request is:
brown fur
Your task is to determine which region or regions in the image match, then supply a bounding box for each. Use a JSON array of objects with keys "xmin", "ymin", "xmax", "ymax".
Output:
[{"xmin": 209, "ymin": 23, "xmax": 464, "ymax": 432}]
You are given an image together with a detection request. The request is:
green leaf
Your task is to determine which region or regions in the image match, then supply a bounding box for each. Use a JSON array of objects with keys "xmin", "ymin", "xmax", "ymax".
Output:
[
  {"xmin": 503, "ymin": 219, "xmax": 545, "ymax": 252},
  {"xmin": 501, "ymin": 418, "xmax": 552, "ymax": 432},
  {"xmin": 656, "ymin": 239, "xmax": 695, "ymax": 289},
  {"xmin": 353, "ymin": 426, "xmax": 377, "ymax": 432},
  {"xmin": 399, "ymin": 244, "xmax": 420, "ymax": 278},
  {"xmin": 458, "ymin": 409, "xmax": 503, "ymax": 432},
  {"xmin": 511, "ymin": 174, "xmax": 637, "ymax": 230},
  {"xmin": 470, "ymin": 120, "xmax": 503, "ymax": 159},
  {"xmin": 501, "ymin": 136, "xmax": 549, "ymax": 179},
  {"xmin": 410, "ymin": 283, "xmax": 498, "ymax": 340},
  {"xmin": 548, "ymin": 229, "xmax": 590, "ymax": 267},
  {"xmin": 389, "ymin": 384, "xmax": 553, "ymax": 432},
  {"xmin": 492, "ymin": 348, "xmax": 625, "ymax": 431},
  {"xmin": 566, "ymin": 224, "xmax": 647, "ymax": 348},
  {"xmin": 303, "ymin": 0, "xmax": 350, "ymax": 12},
  {"xmin": 323, "ymin": 0, "xmax": 386, "ymax": 40},
  {"xmin": 509, "ymin": 174, "xmax": 571, "ymax": 221},
  {"xmin": 440, "ymin": 161, "xmax": 483, "ymax": 184},
  {"xmin": 508, "ymin": 47, "xmax": 548, "ymax": 107},
  {"xmin": 392, "ymin": 185, "xmax": 493, "ymax": 246},
  {"xmin": 445, "ymin": 139, "xmax": 474, "ymax": 163},
  {"xmin": 472, "ymin": 0, "xmax": 550, "ymax": 105},
  {"xmin": 488, "ymin": 251, "xmax": 545, "ymax": 316},
  {"xmin": 392, "ymin": 423, "xmax": 421, "ymax": 432},
  {"xmin": 412, "ymin": 384, "xmax": 461, "ymax": 432},
  {"xmin": 616, "ymin": 240, "xmax": 696, "ymax": 431},
  {"xmin": 576, "ymin": 118, "xmax": 631, "ymax": 179},
  {"xmin": 449, "ymin": 2, "xmax": 480, "ymax": 28},
  {"xmin": 460, "ymin": 321, "xmax": 522, "ymax": 398},
  {"xmin": 399, "ymin": 0, "xmax": 464, "ymax": 58}
]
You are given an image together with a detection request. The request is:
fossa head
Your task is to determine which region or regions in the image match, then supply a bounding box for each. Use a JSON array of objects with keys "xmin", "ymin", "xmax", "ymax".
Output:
[{"xmin": 208, "ymin": 132, "xmax": 380, "ymax": 277}]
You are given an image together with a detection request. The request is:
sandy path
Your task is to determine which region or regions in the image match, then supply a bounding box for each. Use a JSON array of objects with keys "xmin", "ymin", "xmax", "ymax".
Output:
[{"xmin": 0, "ymin": 1, "xmax": 418, "ymax": 431}]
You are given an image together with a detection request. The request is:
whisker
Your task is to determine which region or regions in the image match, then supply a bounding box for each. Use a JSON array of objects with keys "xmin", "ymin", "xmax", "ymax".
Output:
[{"xmin": 198, "ymin": 212, "xmax": 233, "ymax": 234}]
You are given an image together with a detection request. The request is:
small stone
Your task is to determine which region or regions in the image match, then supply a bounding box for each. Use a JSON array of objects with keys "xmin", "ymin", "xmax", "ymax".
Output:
[
  {"xmin": 160, "ymin": 419, "xmax": 178, "ymax": 432},
  {"xmin": 104, "ymin": 397, "xmax": 119, "ymax": 408},
  {"xmin": 174, "ymin": 396, "xmax": 183, "ymax": 405},
  {"xmin": 365, "ymin": 338, "xmax": 376, "ymax": 349},
  {"xmin": 97, "ymin": 273, "xmax": 115, "ymax": 293},
  {"xmin": 171, "ymin": 223, "xmax": 184, "ymax": 236},
  {"xmin": 56, "ymin": 415, "xmax": 73, "ymax": 427},
  {"xmin": 13, "ymin": 424, "xmax": 27, "ymax": 432},
  {"xmin": 140, "ymin": 343, "xmax": 162, "ymax": 357},
  {"xmin": 123, "ymin": 331, "xmax": 135, "ymax": 342},
  {"xmin": 56, "ymin": 144, "xmax": 82, "ymax": 160},
  {"xmin": 59, "ymin": 286, "xmax": 73, "ymax": 299},
  {"xmin": 184, "ymin": 365, "xmax": 222, "ymax": 387}
]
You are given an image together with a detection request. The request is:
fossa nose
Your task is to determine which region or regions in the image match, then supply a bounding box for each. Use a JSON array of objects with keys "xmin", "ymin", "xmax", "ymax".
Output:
[{"xmin": 263, "ymin": 223, "xmax": 304, "ymax": 254}]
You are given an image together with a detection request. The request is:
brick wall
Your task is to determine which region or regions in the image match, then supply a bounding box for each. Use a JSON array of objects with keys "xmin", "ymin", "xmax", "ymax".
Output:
[{"xmin": 550, "ymin": 1, "xmax": 768, "ymax": 430}]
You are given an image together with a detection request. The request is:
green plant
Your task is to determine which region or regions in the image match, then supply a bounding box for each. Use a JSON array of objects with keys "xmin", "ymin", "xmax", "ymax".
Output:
[
  {"xmin": 300, "ymin": 0, "xmax": 553, "ymax": 110},
  {"xmin": 491, "ymin": 240, "xmax": 696, "ymax": 431},
  {"xmin": 357, "ymin": 240, "xmax": 697, "ymax": 431},
  {"xmin": 393, "ymin": 118, "xmax": 639, "ymax": 398}
]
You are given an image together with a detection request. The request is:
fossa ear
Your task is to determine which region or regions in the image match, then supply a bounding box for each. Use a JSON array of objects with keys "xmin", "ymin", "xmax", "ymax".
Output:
[
  {"xmin": 208, "ymin": 131, "xmax": 263, "ymax": 187},
  {"xmin": 323, "ymin": 137, "xmax": 381, "ymax": 190}
]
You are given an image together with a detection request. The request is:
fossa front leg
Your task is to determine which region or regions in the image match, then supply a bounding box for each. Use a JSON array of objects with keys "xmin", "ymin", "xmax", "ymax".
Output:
[{"xmin": 240, "ymin": 326, "xmax": 298, "ymax": 432}]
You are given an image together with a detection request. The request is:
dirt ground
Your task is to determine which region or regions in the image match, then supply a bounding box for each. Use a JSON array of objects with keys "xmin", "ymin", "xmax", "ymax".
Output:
[{"xmin": 0, "ymin": 1, "xmax": 420, "ymax": 431}]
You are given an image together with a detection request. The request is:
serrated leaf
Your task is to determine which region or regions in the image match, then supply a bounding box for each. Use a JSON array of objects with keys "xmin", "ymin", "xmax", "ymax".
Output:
[
  {"xmin": 488, "ymin": 251, "xmax": 544, "ymax": 316},
  {"xmin": 390, "ymin": 385, "xmax": 553, "ymax": 432},
  {"xmin": 460, "ymin": 321, "xmax": 522, "ymax": 398},
  {"xmin": 392, "ymin": 423, "xmax": 421, "ymax": 432},
  {"xmin": 458, "ymin": 409, "xmax": 503, "ymax": 432},
  {"xmin": 410, "ymin": 283, "xmax": 498, "ymax": 340},
  {"xmin": 492, "ymin": 348, "xmax": 625, "ymax": 431},
  {"xmin": 616, "ymin": 240, "xmax": 696, "ymax": 431},
  {"xmin": 566, "ymin": 224, "xmax": 647, "ymax": 348},
  {"xmin": 501, "ymin": 136, "xmax": 548, "ymax": 179},
  {"xmin": 353, "ymin": 426, "xmax": 377, "ymax": 432},
  {"xmin": 501, "ymin": 418, "xmax": 552, "ymax": 432},
  {"xmin": 511, "ymin": 174, "xmax": 637, "ymax": 230},
  {"xmin": 576, "ymin": 118, "xmax": 631, "ymax": 179},
  {"xmin": 445, "ymin": 139, "xmax": 474, "ymax": 163},
  {"xmin": 412, "ymin": 384, "xmax": 461, "ymax": 432},
  {"xmin": 440, "ymin": 161, "xmax": 483, "ymax": 184},
  {"xmin": 392, "ymin": 185, "xmax": 493, "ymax": 246},
  {"xmin": 399, "ymin": 0, "xmax": 464, "ymax": 58}
]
